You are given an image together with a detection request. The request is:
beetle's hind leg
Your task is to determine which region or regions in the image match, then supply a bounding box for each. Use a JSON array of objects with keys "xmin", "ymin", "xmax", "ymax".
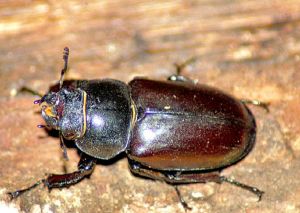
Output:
[
  {"xmin": 241, "ymin": 99, "xmax": 270, "ymax": 112},
  {"xmin": 8, "ymin": 153, "xmax": 96, "ymax": 199},
  {"xmin": 166, "ymin": 172, "xmax": 264, "ymax": 201},
  {"xmin": 168, "ymin": 57, "xmax": 197, "ymax": 83},
  {"xmin": 128, "ymin": 160, "xmax": 264, "ymax": 210},
  {"xmin": 220, "ymin": 176, "xmax": 264, "ymax": 201}
]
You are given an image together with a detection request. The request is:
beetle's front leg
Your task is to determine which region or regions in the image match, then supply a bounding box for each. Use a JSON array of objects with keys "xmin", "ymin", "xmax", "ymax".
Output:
[
  {"xmin": 44, "ymin": 153, "xmax": 96, "ymax": 189},
  {"xmin": 19, "ymin": 86, "xmax": 43, "ymax": 97},
  {"xmin": 8, "ymin": 153, "xmax": 96, "ymax": 199}
]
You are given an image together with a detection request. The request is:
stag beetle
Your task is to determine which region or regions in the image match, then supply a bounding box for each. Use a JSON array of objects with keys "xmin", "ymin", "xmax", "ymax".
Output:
[{"xmin": 9, "ymin": 47, "xmax": 268, "ymax": 210}]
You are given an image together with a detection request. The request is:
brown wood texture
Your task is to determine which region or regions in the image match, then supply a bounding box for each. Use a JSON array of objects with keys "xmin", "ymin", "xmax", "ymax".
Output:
[{"xmin": 0, "ymin": 1, "xmax": 299, "ymax": 212}]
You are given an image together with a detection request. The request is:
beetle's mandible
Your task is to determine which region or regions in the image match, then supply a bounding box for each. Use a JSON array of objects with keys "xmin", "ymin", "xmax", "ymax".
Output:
[{"xmin": 8, "ymin": 47, "xmax": 268, "ymax": 210}]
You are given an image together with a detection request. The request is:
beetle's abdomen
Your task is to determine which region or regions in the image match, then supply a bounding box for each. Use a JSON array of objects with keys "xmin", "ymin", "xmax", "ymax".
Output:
[{"xmin": 128, "ymin": 79, "xmax": 256, "ymax": 171}]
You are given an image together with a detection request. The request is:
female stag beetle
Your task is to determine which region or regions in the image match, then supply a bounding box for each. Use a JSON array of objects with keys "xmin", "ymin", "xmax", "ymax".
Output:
[{"xmin": 9, "ymin": 47, "xmax": 268, "ymax": 210}]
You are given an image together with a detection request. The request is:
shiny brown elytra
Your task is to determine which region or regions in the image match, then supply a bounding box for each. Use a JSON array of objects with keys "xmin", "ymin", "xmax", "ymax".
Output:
[
  {"xmin": 128, "ymin": 79, "xmax": 256, "ymax": 171},
  {"xmin": 8, "ymin": 47, "xmax": 266, "ymax": 210}
]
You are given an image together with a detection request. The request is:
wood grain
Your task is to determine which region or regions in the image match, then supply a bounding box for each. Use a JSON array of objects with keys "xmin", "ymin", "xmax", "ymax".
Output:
[{"xmin": 0, "ymin": 1, "xmax": 299, "ymax": 212}]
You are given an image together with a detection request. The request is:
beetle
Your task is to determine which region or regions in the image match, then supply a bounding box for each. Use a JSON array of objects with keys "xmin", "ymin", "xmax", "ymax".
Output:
[{"xmin": 8, "ymin": 47, "xmax": 267, "ymax": 210}]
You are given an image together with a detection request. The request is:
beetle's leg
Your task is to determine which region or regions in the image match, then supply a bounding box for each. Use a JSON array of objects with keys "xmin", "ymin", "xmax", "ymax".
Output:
[
  {"xmin": 43, "ymin": 153, "xmax": 96, "ymax": 189},
  {"xmin": 168, "ymin": 57, "xmax": 197, "ymax": 83},
  {"xmin": 175, "ymin": 57, "xmax": 197, "ymax": 76},
  {"xmin": 59, "ymin": 133, "xmax": 69, "ymax": 161},
  {"xmin": 128, "ymin": 160, "xmax": 192, "ymax": 210},
  {"xmin": 19, "ymin": 86, "xmax": 43, "ymax": 97},
  {"xmin": 129, "ymin": 160, "xmax": 264, "ymax": 203},
  {"xmin": 8, "ymin": 153, "xmax": 96, "ymax": 199},
  {"xmin": 241, "ymin": 99, "xmax": 270, "ymax": 112},
  {"xmin": 220, "ymin": 176, "xmax": 264, "ymax": 201},
  {"xmin": 166, "ymin": 172, "xmax": 264, "ymax": 200},
  {"xmin": 128, "ymin": 160, "xmax": 166, "ymax": 181},
  {"xmin": 168, "ymin": 74, "xmax": 194, "ymax": 83},
  {"xmin": 165, "ymin": 171, "xmax": 222, "ymax": 184},
  {"xmin": 7, "ymin": 181, "xmax": 43, "ymax": 200},
  {"xmin": 174, "ymin": 185, "xmax": 192, "ymax": 211},
  {"xmin": 167, "ymin": 172, "xmax": 264, "ymax": 201}
]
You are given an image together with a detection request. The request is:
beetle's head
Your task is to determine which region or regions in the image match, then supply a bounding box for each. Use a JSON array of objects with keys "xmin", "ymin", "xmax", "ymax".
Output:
[
  {"xmin": 35, "ymin": 47, "xmax": 86, "ymax": 140},
  {"xmin": 38, "ymin": 88, "xmax": 87, "ymax": 140},
  {"xmin": 39, "ymin": 91, "xmax": 61, "ymax": 130}
]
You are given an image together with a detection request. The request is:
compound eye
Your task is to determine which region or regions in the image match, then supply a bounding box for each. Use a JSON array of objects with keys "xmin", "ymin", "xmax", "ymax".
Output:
[{"xmin": 41, "ymin": 102, "xmax": 57, "ymax": 118}]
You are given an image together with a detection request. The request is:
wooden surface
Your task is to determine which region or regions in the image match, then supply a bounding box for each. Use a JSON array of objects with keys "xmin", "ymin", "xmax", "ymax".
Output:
[{"xmin": 0, "ymin": 1, "xmax": 300, "ymax": 212}]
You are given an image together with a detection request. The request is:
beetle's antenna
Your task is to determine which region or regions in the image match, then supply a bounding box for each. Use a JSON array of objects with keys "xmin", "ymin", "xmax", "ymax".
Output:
[{"xmin": 59, "ymin": 47, "xmax": 70, "ymax": 89}]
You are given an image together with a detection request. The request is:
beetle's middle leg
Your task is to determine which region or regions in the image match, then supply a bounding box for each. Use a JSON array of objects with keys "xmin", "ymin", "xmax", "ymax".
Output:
[
  {"xmin": 168, "ymin": 57, "xmax": 197, "ymax": 83},
  {"xmin": 128, "ymin": 160, "xmax": 193, "ymax": 210},
  {"xmin": 128, "ymin": 159, "xmax": 221, "ymax": 184},
  {"xmin": 8, "ymin": 153, "xmax": 96, "ymax": 199},
  {"xmin": 128, "ymin": 161, "xmax": 223, "ymax": 210}
]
